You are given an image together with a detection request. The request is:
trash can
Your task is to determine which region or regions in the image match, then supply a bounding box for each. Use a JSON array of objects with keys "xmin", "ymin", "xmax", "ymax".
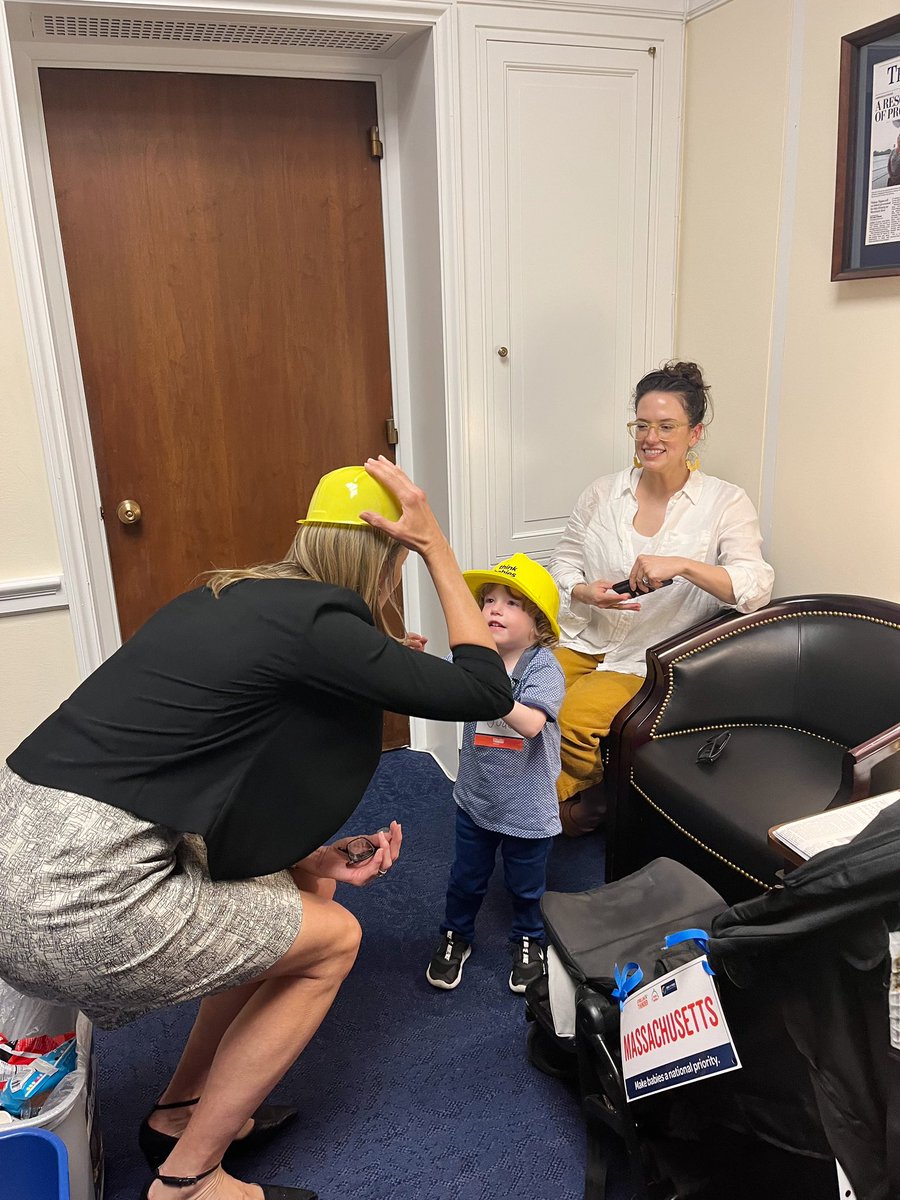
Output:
[
  {"xmin": 2, "ymin": 1015, "xmax": 104, "ymax": 1200},
  {"xmin": 1, "ymin": 983, "xmax": 104, "ymax": 1200},
  {"xmin": 0, "ymin": 1126, "xmax": 71, "ymax": 1200}
]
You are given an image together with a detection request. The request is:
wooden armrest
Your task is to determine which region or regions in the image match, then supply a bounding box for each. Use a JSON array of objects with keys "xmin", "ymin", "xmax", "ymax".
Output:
[{"xmin": 834, "ymin": 721, "xmax": 900, "ymax": 806}]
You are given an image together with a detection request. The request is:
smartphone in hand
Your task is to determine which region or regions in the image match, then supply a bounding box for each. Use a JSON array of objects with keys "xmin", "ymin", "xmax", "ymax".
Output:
[{"xmin": 610, "ymin": 578, "xmax": 674, "ymax": 598}]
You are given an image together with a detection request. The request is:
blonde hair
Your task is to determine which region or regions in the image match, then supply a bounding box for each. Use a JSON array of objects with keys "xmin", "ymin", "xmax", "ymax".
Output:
[
  {"xmin": 477, "ymin": 584, "xmax": 558, "ymax": 649},
  {"xmin": 205, "ymin": 523, "xmax": 405, "ymax": 635}
]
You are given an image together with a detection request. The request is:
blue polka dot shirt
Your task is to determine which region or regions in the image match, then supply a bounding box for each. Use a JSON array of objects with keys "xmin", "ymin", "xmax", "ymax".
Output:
[{"xmin": 453, "ymin": 646, "xmax": 564, "ymax": 838}]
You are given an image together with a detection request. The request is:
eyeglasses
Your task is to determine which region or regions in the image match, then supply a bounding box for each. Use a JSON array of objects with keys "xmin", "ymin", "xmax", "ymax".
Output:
[
  {"xmin": 696, "ymin": 730, "xmax": 731, "ymax": 765},
  {"xmin": 627, "ymin": 420, "xmax": 691, "ymax": 440},
  {"xmin": 338, "ymin": 837, "xmax": 379, "ymax": 865},
  {"xmin": 336, "ymin": 826, "xmax": 391, "ymax": 866}
]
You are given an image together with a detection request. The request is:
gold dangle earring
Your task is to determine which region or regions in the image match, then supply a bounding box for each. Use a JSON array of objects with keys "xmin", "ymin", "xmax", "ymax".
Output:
[
  {"xmin": 685, "ymin": 448, "xmax": 700, "ymax": 472},
  {"xmin": 633, "ymin": 454, "xmax": 641, "ymax": 469}
]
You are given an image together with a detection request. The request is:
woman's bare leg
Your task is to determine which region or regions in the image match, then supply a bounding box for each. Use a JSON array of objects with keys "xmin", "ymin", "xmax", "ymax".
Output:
[
  {"xmin": 148, "ymin": 984, "xmax": 262, "ymax": 1138},
  {"xmin": 150, "ymin": 872, "xmax": 337, "ymax": 1139},
  {"xmin": 148, "ymin": 890, "xmax": 362, "ymax": 1200}
]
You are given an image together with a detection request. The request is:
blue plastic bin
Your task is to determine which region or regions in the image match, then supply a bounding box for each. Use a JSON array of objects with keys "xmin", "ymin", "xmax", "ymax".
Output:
[{"xmin": 0, "ymin": 1126, "xmax": 70, "ymax": 1200}]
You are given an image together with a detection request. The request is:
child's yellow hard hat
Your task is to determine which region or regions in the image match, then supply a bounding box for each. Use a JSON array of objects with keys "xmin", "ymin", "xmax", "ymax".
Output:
[
  {"xmin": 298, "ymin": 466, "xmax": 402, "ymax": 527},
  {"xmin": 463, "ymin": 553, "xmax": 560, "ymax": 639}
]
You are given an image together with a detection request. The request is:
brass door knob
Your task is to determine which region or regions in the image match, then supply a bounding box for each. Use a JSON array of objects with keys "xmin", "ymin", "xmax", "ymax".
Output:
[
  {"xmin": 116, "ymin": 499, "xmax": 142, "ymax": 525},
  {"xmin": 497, "ymin": 346, "xmax": 509, "ymax": 358}
]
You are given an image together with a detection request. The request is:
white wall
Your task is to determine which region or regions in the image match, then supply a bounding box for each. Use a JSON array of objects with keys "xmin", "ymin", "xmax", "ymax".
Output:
[
  {"xmin": 675, "ymin": 0, "xmax": 792, "ymax": 507},
  {"xmin": 774, "ymin": 0, "xmax": 900, "ymax": 598},
  {"xmin": 677, "ymin": 0, "xmax": 900, "ymax": 602},
  {"xmin": 0, "ymin": 184, "xmax": 80, "ymax": 754},
  {"xmin": 0, "ymin": 201, "xmax": 60, "ymax": 576}
]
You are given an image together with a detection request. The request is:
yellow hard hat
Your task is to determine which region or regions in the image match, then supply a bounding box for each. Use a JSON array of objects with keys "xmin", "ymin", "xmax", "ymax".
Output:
[
  {"xmin": 298, "ymin": 466, "xmax": 402, "ymax": 527},
  {"xmin": 463, "ymin": 553, "xmax": 560, "ymax": 639}
]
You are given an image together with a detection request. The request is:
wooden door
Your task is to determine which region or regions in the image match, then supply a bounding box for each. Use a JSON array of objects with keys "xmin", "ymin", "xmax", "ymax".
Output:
[{"xmin": 40, "ymin": 67, "xmax": 409, "ymax": 748}]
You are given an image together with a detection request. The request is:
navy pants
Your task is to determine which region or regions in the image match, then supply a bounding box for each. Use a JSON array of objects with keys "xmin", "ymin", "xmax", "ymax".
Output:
[{"xmin": 442, "ymin": 806, "xmax": 552, "ymax": 943}]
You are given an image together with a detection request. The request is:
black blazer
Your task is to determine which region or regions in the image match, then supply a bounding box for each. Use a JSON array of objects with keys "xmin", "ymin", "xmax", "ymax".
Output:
[{"xmin": 8, "ymin": 579, "xmax": 513, "ymax": 879}]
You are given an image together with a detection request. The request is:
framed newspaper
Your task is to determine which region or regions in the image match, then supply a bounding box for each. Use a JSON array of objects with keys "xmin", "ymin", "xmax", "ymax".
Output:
[{"xmin": 832, "ymin": 15, "xmax": 900, "ymax": 280}]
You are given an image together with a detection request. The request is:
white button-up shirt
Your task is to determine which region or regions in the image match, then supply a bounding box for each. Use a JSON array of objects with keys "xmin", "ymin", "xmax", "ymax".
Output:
[{"xmin": 550, "ymin": 468, "xmax": 775, "ymax": 677}]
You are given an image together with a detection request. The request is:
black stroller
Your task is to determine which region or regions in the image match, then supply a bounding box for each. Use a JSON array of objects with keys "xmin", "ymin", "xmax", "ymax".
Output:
[{"xmin": 525, "ymin": 802, "xmax": 900, "ymax": 1200}]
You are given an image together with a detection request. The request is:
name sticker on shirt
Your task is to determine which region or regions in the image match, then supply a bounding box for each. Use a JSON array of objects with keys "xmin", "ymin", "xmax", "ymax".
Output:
[{"xmin": 474, "ymin": 717, "xmax": 525, "ymax": 751}]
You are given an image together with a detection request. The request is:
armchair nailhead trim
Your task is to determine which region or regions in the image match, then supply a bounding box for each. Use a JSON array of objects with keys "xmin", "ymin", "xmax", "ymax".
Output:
[
  {"xmin": 630, "ymin": 770, "xmax": 774, "ymax": 891},
  {"xmin": 650, "ymin": 610, "xmax": 900, "ymax": 739},
  {"xmin": 652, "ymin": 722, "xmax": 846, "ymax": 749}
]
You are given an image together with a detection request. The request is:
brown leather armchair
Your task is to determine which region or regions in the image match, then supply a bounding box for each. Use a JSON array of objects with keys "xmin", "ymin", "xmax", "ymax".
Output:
[{"xmin": 604, "ymin": 594, "xmax": 900, "ymax": 903}]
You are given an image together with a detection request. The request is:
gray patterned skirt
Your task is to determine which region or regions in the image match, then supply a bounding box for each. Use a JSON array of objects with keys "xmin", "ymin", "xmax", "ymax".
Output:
[{"xmin": 0, "ymin": 766, "xmax": 302, "ymax": 1028}]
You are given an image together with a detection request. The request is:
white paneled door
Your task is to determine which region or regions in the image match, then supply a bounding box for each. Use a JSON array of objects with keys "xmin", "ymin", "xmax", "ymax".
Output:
[{"xmin": 462, "ymin": 24, "xmax": 660, "ymax": 567}]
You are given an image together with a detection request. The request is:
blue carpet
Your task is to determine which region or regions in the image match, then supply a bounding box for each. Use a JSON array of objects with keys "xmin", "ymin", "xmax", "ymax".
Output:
[{"xmin": 96, "ymin": 749, "xmax": 627, "ymax": 1199}]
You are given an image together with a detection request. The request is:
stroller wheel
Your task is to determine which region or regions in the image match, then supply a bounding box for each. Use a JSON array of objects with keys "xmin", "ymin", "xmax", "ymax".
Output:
[{"xmin": 526, "ymin": 1022, "xmax": 578, "ymax": 1081}]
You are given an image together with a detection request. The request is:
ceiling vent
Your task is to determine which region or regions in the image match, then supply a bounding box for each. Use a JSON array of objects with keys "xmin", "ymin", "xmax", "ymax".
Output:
[{"xmin": 37, "ymin": 12, "xmax": 404, "ymax": 54}]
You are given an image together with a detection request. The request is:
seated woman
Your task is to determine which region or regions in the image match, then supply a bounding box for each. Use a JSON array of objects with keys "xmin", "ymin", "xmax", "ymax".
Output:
[
  {"xmin": 0, "ymin": 458, "xmax": 513, "ymax": 1200},
  {"xmin": 549, "ymin": 361, "xmax": 774, "ymax": 835}
]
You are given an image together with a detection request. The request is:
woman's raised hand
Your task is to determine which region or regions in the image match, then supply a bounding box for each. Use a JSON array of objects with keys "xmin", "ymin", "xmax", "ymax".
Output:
[
  {"xmin": 361, "ymin": 457, "xmax": 447, "ymax": 558},
  {"xmin": 364, "ymin": 457, "xmax": 498, "ymax": 653}
]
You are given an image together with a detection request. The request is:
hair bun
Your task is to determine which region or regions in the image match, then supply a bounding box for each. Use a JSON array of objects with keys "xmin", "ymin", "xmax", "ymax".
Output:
[
  {"xmin": 633, "ymin": 360, "xmax": 712, "ymax": 427},
  {"xmin": 663, "ymin": 360, "xmax": 707, "ymax": 391}
]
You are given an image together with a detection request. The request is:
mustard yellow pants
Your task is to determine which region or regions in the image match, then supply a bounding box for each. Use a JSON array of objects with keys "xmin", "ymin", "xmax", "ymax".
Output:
[{"xmin": 553, "ymin": 647, "xmax": 644, "ymax": 802}]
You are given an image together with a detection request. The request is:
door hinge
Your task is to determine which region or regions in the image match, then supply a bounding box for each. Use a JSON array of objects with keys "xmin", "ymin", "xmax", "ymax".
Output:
[
  {"xmin": 385, "ymin": 416, "xmax": 399, "ymax": 445},
  {"xmin": 368, "ymin": 125, "xmax": 384, "ymax": 160}
]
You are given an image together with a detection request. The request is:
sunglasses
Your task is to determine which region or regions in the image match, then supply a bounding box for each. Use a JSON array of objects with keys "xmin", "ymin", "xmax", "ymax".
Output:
[{"xmin": 696, "ymin": 731, "xmax": 731, "ymax": 765}]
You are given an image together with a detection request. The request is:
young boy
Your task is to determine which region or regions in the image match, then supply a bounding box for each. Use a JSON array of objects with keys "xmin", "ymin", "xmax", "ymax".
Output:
[{"xmin": 426, "ymin": 553, "xmax": 565, "ymax": 994}]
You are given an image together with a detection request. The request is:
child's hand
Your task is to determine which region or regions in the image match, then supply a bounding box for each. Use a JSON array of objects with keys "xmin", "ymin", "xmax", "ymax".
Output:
[
  {"xmin": 502, "ymin": 702, "xmax": 547, "ymax": 739},
  {"xmin": 403, "ymin": 632, "xmax": 428, "ymax": 652}
]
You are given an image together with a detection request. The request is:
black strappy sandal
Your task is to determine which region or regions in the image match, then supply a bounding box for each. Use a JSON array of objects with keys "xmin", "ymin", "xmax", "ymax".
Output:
[
  {"xmin": 139, "ymin": 1097, "xmax": 298, "ymax": 1169},
  {"xmin": 139, "ymin": 1163, "xmax": 317, "ymax": 1200}
]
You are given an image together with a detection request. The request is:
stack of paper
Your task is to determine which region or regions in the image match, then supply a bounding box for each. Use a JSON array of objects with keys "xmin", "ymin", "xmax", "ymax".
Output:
[{"xmin": 772, "ymin": 790, "xmax": 900, "ymax": 862}]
